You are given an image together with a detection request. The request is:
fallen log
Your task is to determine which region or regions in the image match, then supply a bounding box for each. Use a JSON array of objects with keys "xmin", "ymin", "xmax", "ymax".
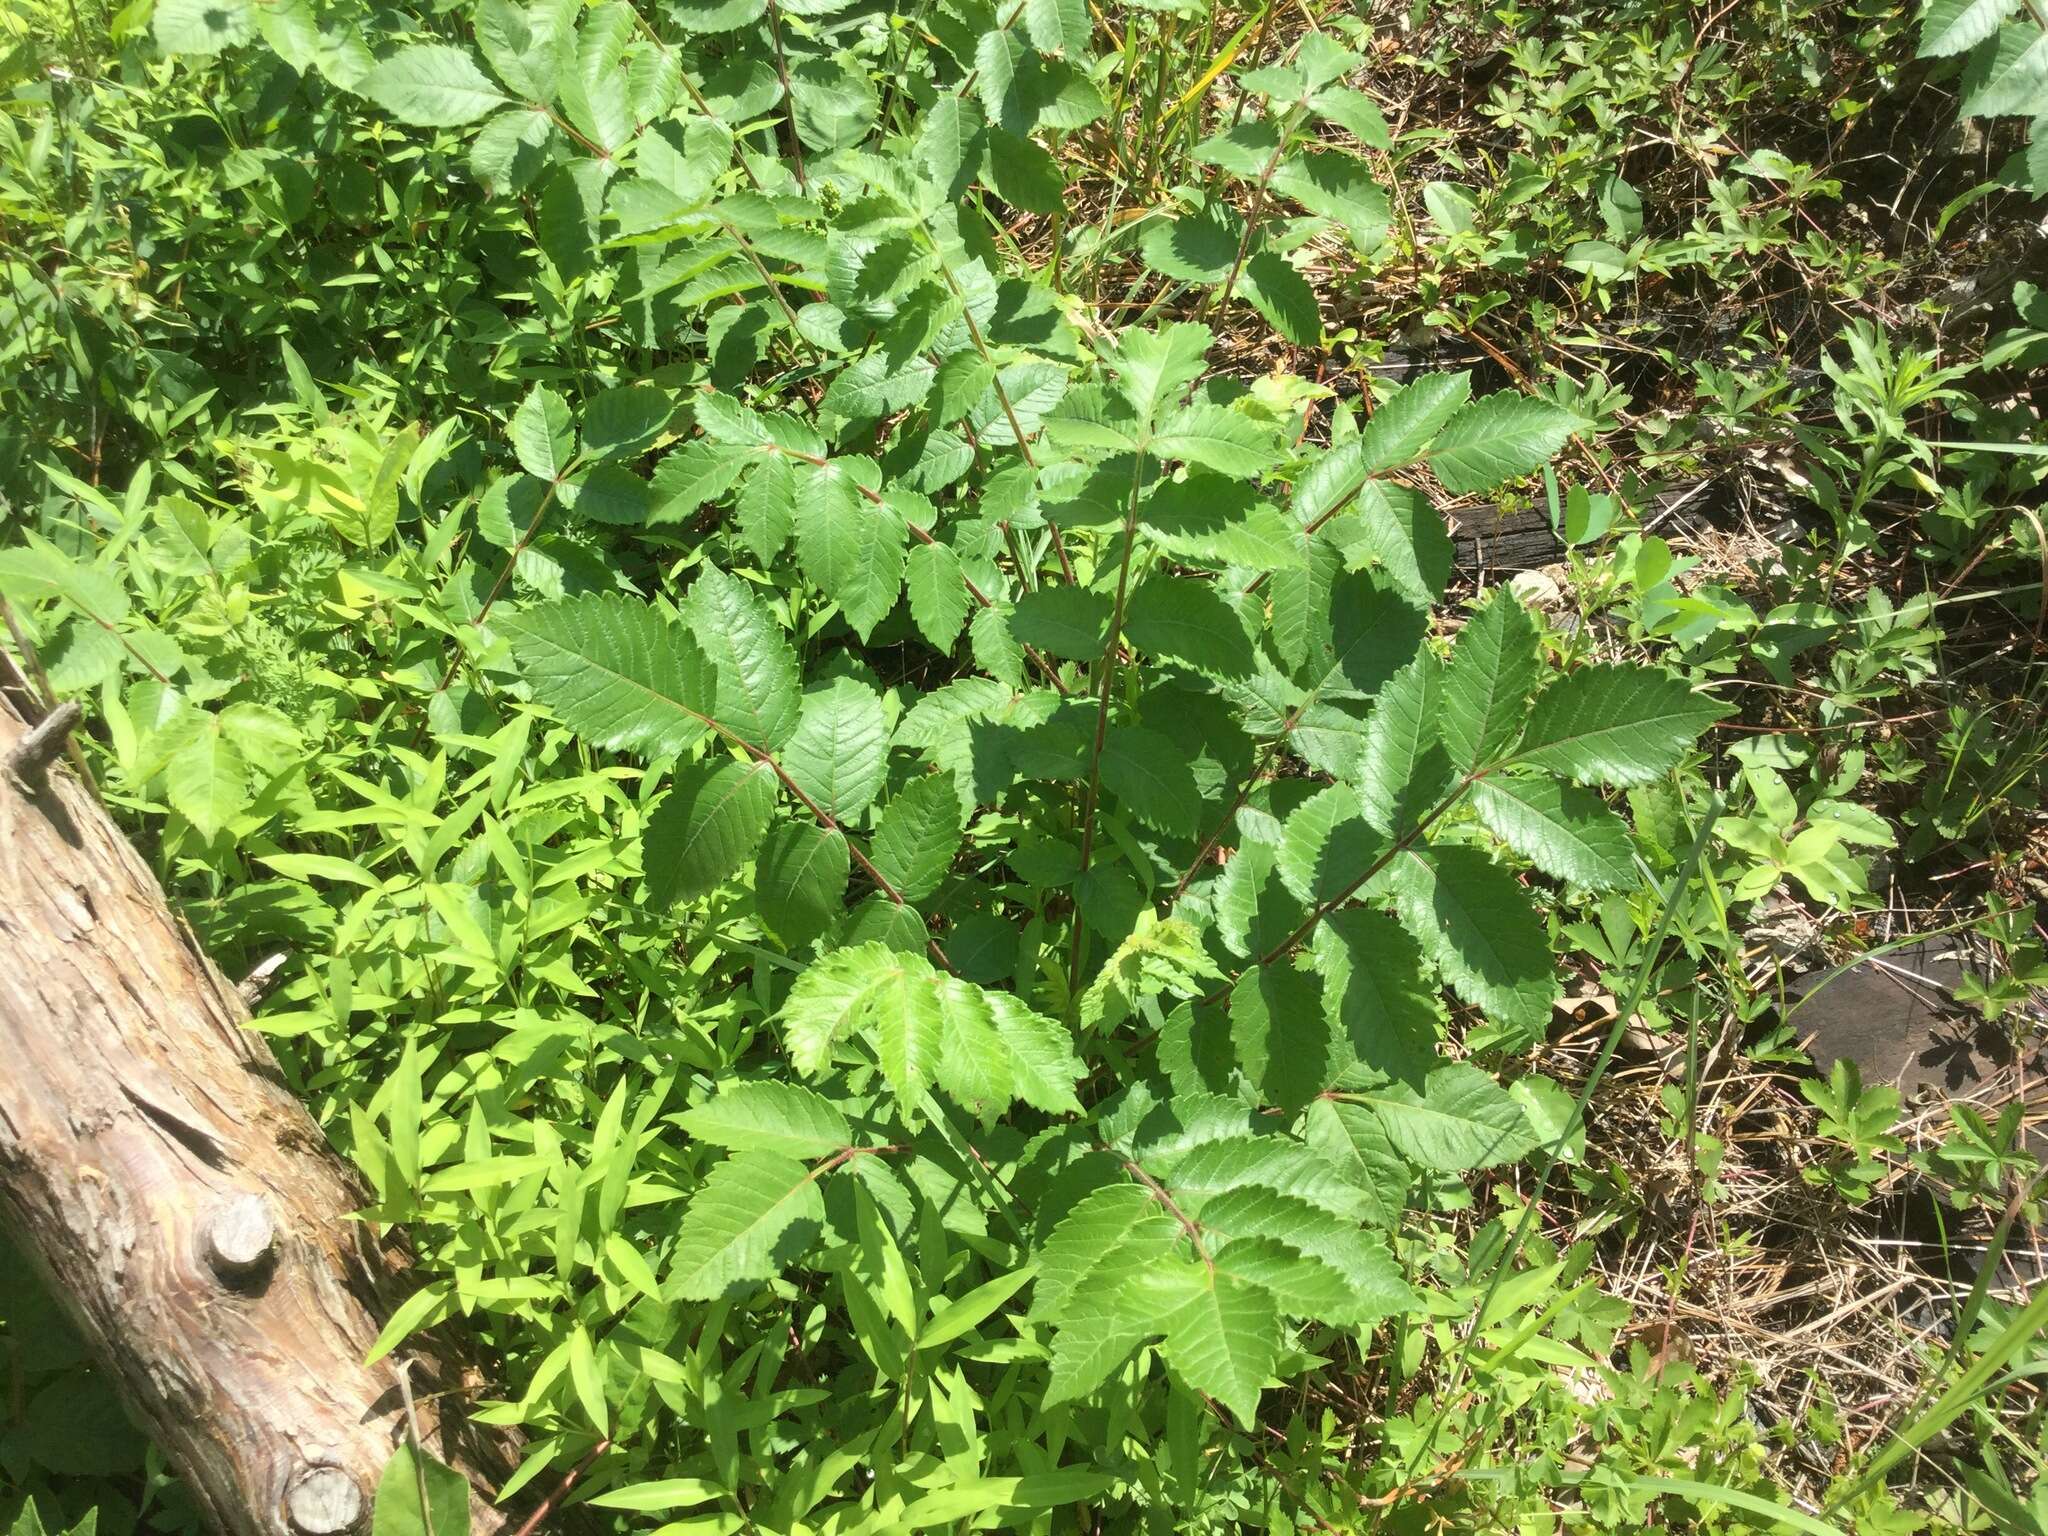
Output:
[{"xmin": 0, "ymin": 682, "xmax": 509, "ymax": 1536}]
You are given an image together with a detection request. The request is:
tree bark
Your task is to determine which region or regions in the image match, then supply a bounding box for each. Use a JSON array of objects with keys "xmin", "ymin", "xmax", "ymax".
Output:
[{"xmin": 0, "ymin": 687, "xmax": 510, "ymax": 1536}]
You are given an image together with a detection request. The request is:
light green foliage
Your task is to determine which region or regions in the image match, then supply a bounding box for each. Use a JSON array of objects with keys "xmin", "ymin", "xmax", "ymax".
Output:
[
  {"xmin": 4, "ymin": 0, "xmax": 1946, "ymax": 1529},
  {"xmin": 371, "ymin": 1446, "xmax": 473, "ymax": 1536}
]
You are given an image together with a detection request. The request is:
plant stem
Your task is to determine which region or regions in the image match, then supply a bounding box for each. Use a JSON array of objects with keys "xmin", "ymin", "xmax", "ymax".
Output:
[
  {"xmin": 764, "ymin": 0, "xmax": 808, "ymax": 189},
  {"xmin": 1067, "ymin": 447, "xmax": 1150, "ymax": 994},
  {"xmin": 1207, "ymin": 101, "xmax": 1307, "ymax": 318}
]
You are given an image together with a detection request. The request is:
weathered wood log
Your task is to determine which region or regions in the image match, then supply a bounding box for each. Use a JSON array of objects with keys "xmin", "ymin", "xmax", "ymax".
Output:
[{"xmin": 0, "ymin": 686, "xmax": 509, "ymax": 1536}]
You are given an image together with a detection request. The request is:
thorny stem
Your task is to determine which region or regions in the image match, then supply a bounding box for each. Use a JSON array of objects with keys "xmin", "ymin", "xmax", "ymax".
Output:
[
  {"xmin": 928, "ymin": 246, "xmax": 1079, "ymax": 584},
  {"xmin": 1067, "ymin": 446, "xmax": 1151, "ymax": 994},
  {"xmin": 718, "ymin": 217, "xmax": 823, "ymax": 364},
  {"xmin": 1208, "ymin": 101, "xmax": 1309, "ymax": 318},
  {"xmin": 433, "ymin": 474, "xmax": 568, "ymax": 699},
  {"xmin": 764, "ymin": 0, "xmax": 808, "ymax": 189}
]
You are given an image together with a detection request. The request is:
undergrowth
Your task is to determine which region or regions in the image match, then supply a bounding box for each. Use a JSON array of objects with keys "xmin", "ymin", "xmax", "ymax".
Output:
[{"xmin": 2, "ymin": 0, "xmax": 2044, "ymax": 1532}]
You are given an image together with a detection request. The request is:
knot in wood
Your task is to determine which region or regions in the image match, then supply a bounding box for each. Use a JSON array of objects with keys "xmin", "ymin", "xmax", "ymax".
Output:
[
  {"xmin": 285, "ymin": 1464, "xmax": 363, "ymax": 1535},
  {"xmin": 205, "ymin": 1191, "xmax": 277, "ymax": 1279}
]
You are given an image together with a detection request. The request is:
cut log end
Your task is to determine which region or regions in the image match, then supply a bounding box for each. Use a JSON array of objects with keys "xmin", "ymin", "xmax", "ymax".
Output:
[
  {"xmin": 285, "ymin": 1465, "xmax": 365, "ymax": 1535},
  {"xmin": 205, "ymin": 1192, "xmax": 278, "ymax": 1279}
]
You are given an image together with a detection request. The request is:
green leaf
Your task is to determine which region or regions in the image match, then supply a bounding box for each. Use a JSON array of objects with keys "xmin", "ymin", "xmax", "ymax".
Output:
[
  {"xmin": 906, "ymin": 541, "xmax": 970, "ymax": 653},
  {"xmin": 679, "ymin": 568, "xmax": 802, "ymax": 749},
  {"xmin": 1380, "ymin": 844, "xmax": 1557, "ymax": 1037},
  {"xmin": 1010, "ymin": 585, "xmax": 1111, "ymax": 659},
  {"xmin": 735, "ymin": 456, "xmax": 795, "ymax": 562},
  {"xmin": 0, "ymin": 541, "xmax": 129, "ymax": 621},
  {"xmin": 1269, "ymin": 150, "xmax": 1390, "ymax": 245},
  {"xmin": 1101, "ymin": 725, "xmax": 1203, "ymax": 836},
  {"xmin": 1302, "ymin": 1096, "xmax": 1410, "ymax": 1222},
  {"xmin": 667, "ymin": 1152, "xmax": 824, "ymax": 1299},
  {"xmin": 1470, "ymin": 775, "xmax": 1635, "ymax": 891},
  {"xmin": 940, "ymin": 985, "xmax": 1087, "ymax": 1118},
  {"xmin": 580, "ymin": 385, "xmax": 672, "ymax": 460},
  {"xmin": 1310, "ymin": 85, "xmax": 1392, "ymax": 149},
  {"xmin": 1022, "ymin": 0, "xmax": 1091, "ymax": 55},
  {"xmin": 1356, "ymin": 372, "xmax": 1471, "ymax": 474},
  {"xmin": 1349, "ymin": 1063, "xmax": 1536, "ymax": 1172},
  {"xmin": 1440, "ymin": 588, "xmax": 1540, "ymax": 777},
  {"xmin": 871, "ymin": 773, "xmax": 965, "ymax": 901},
  {"xmin": 1341, "ymin": 482, "xmax": 1455, "ymax": 608},
  {"xmin": 1312, "ymin": 907, "xmax": 1442, "ymax": 1088},
  {"xmin": 1240, "ymin": 251, "xmax": 1321, "ymax": 345},
  {"xmin": 1509, "ymin": 664, "xmax": 1723, "ymax": 785},
  {"xmin": 1356, "ymin": 653, "xmax": 1451, "ymax": 835},
  {"xmin": 1426, "ymin": 392, "xmax": 1575, "ymax": 495},
  {"xmin": 1191, "ymin": 119, "xmax": 1280, "ymax": 178},
  {"xmin": 1109, "ymin": 323, "xmax": 1212, "ymax": 422},
  {"xmin": 780, "ymin": 679, "xmax": 889, "ymax": 822},
  {"xmin": 363, "ymin": 45, "xmax": 511, "ymax": 127},
  {"xmin": 1230, "ymin": 961, "xmax": 1335, "ymax": 1112},
  {"xmin": 510, "ymin": 384, "xmax": 575, "ymax": 481},
  {"xmin": 1043, "ymin": 1305, "xmax": 1158, "ymax": 1407},
  {"xmin": 794, "ymin": 460, "xmax": 905, "ymax": 642},
  {"xmin": 500, "ymin": 592, "xmax": 716, "ymax": 760},
  {"xmin": 1078, "ymin": 913, "xmax": 1226, "ymax": 1032},
  {"xmin": 669, "ymin": 0, "xmax": 765, "ymax": 30},
  {"xmin": 560, "ymin": 463, "xmax": 650, "ymax": 525},
  {"xmin": 371, "ymin": 1445, "xmax": 473, "ymax": 1536},
  {"xmin": 1124, "ymin": 576, "xmax": 1256, "ymax": 678},
  {"xmin": 1140, "ymin": 207, "xmax": 1240, "ymax": 283},
  {"xmin": 651, "ymin": 441, "xmax": 749, "ymax": 525},
  {"xmin": 779, "ymin": 944, "xmax": 1081, "ymax": 1113},
  {"xmin": 585, "ymin": 1481, "xmax": 725, "ymax": 1513},
  {"xmin": 1278, "ymin": 786, "xmax": 1385, "ymax": 906},
  {"xmin": 1151, "ymin": 404, "xmax": 1280, "ymax": 476},
  {"xmin": 1030, "ymin": 1183, "xmax": 1182, "ymax": 1323},
  {"xmin": 643, "ymin": 757, "xmax": 777, "ymax": 908},
  {"xmin": 1960, "ymin": 24, "xmax": 2048, "ymax": 118},
  {"xmin": 754, "ymin": 821, "xmax": 849, "ymax": 946},
  {"xmin": 1193, "ymin": 1186, "xmax": 1415, "ymax": 1320},
  {"xmin": 165, "ymin": 725, "xmax": 248, "ymax": 841},
  {"xmin": 1211, "ymin": 1236, "xmax": 1368, "ymax": 1321},
  {"xmin": 1157, "ymin": 1135, "xmax": 1369, "ymax": 1220},
  {"xmin": 1563, "ymin": 239, "xmax": 1629, "ymax": 283},
  {"xmin": 982, "ymin": 126, "xmax": 1067, "ymax": 212},
  {"xmin": 152, "ymin": 0, "xmax": 254, "ymax": 54},
  {"xmin": 1134, "ymin": 1260, "xmax": 1280, "ymax": 1426},
  {"xmin": 915, "ymin": 94, "xmax": 986, "ymax": 201},
  {"xmin": 678, "ymin": 1081, "xmax": 851, "ymax": 1158}
]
